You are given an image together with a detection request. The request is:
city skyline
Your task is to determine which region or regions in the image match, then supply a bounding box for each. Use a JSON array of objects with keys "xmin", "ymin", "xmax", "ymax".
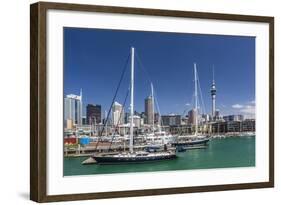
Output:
[{"xmin": 64, "ymin": 27, "xmax": 255, "ymax": 119}]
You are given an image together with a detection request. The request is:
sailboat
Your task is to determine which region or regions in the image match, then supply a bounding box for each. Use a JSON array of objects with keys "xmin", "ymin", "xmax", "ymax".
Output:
[
  {"xmin": 172, "ymin": 63, "xmax": 210, "ymax": 148},
  {"xmin": 92, "ymin": 47, "xmax": 176, "ymax": 164}
]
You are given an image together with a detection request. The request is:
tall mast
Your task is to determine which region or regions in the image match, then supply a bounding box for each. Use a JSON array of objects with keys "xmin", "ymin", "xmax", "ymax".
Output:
[
  {"xmin": 129, "ymin": 47, "xmax": 134, "ymax": 153},
  {"xmin": 80, "ymin": 88, "xmax": 83, "ymax": 126},
  {"xmin": 105, "ymin": 110, "xmax": 107, "ymax": 136},
  {"xmin": 151, "ymin": 83, "xmax": 155, "ymax": 136},
  {"xmin": 194, "ymin": 63, "xmax": 198, "ymax": 136},
  {"xmin": 94, "ymin": 117, "xmax": 96, "ymax": 134}
]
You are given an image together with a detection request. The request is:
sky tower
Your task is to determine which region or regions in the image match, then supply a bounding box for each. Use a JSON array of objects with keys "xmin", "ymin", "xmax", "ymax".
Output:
[{"xmin": 211, "ymin": 67, "xmax": 216, "ymax": 118}]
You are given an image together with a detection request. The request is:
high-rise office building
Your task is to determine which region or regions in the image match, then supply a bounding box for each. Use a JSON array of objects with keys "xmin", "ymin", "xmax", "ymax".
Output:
[
  {"xmin": 112, "ymin": 101, "xmax": 124, "ymax": 125},
  {"xmin": 82, "ymin": 116, "xmax": 87, "ymax": 125},
  {"xmin": 64, "ymin": 89, "xmax": 83, "ymax": 126},
  {"xmin": 145, "ymin": 96, "xmax": 153, "ymax": 125},
  {"xmin": 86, "ymin": 104, "xmax": 101, "ymax": 125},
  {"xmin": 188, "ymin": 109, "xmax": 197, "ymax": 125}
]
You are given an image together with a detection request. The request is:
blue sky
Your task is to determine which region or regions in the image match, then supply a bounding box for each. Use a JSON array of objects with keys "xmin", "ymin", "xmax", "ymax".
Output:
[{"xmin": 64, "ymin": 27, "xmax": 255, "ymax": 118}]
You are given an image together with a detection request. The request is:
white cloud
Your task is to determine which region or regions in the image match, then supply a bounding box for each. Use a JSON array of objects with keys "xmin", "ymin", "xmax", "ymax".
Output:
[
  {"xmin": 241, "ymin": 105, "xmax": 255, "ymax": 114},
  {"xmin": 250, "ymin": 100, "xmax": 255, "ymax": 104},
  {"xmin": 232, "ymin": 104, "xmax": 244, "ymax": 109},
  {"xmin": 240, "ymin": 104, "xmax": 256, "ymax": 119},
  {"xmin": 185, "ymin": 103, "xmax": 190, "ymax": 106},
  {"xmin": 231, "ymin": 102, "xmax": 256, "ymax": 119}
]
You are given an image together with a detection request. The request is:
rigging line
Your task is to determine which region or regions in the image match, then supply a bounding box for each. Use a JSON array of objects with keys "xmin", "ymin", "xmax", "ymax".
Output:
[
  {"xmin": 135, "ymin": 50, "xmax": 153, "ymax": 84},
  {"xmin": 154, "ymin": 90, "xmax": 163, "ymax": 127},
  {"xmin": 178, "ymin": 102, "xmax": 192, "ymax": 136},
  {"xmin": 198, "ymin": 78, "xmax": 205, "ymax": 114},
  {"xmin": 135, "ymin": 51, "xmax": 164, "ymax": 125},
  {"xmin": 94, "ymin": 53, "xmax": 130, "ymax": 150},
  {"xmin": 135, "ymin": 51, "xmax": 165, "ymax": 127},
  {"xmin": 182, "ymin": 105, "xmax": 190, "ymax": 117},
  {"xmin": 108, "ymin": 87, "xmax": 130, "ymax": 151},
  {"xmin": 197, "ymin": 69, "xmax": 206, "ymax": 115}
]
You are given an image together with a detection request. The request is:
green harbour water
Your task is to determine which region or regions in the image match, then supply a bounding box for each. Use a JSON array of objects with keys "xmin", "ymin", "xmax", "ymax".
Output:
[{"xmin": 64, "ymin": 137, "xmax": 255, "ymax": 176}]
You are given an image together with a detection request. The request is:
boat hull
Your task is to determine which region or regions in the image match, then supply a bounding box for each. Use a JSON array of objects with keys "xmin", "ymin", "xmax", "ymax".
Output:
[
  {"xmin": 93, "ymin": 153, "xmax": 177, "ymax": 164},
  {"xmin": 172, "ymin": 138, "xmax": 210, "ymax": 146}
]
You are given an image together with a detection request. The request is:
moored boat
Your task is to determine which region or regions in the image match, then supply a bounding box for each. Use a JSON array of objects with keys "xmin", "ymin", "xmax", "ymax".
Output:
[
  {"xmin": 172, "ymin": 137, "xmax": 210, "ymax": 146},
  {"xmin": 93, "ymin": 151, "xmax": 176, "ymax": 164}
]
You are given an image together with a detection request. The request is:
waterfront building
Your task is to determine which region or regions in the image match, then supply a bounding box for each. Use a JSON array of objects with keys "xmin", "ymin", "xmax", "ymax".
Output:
[
  {"xmin": 154, "ymin": 112, "xmax": 160, "ymax": 125},
  {"xmin": 144, "ymin": 96, "xmax": 153, "ymax": 125},
  {"xmin": 112, "ymin": 101, "xmax": 124, "ymax": 125},
  {"xmin": 242, "ymin": 119, "xmax": 255, "ymax": 132},
  {"xmin": 65, "ymin": 119, "xmax": 73, "ymax": 130},
  {"xmin": 226, "ymin": 121, "xmax": 242, "ymax": 132},
  {"xmin": 168, "ymin": 124, "xmax": 192, "ymax": 135},
  {"xmin": 140, "ymin": 118, "xmax": 144, "ymax": 127},
  {"xmin": 64, "ymin": 89, "xmax": 83, "ymax": 126},
  {"xmin": 181, "ymin": 116, "xmax": 189, "ymax": 125},
  {"xmin": 188, "ymin": 109, "xmax": 197, "ymax": 125},
  {"xmin": 76, "ymin": 124, "xmax": 103, "ymax": 136},
  {"xmin": 162, "ymin": 114, "xmax": 181, "ymax": 126},
  {"xmin": 212, "ymin": 121, "xmax": 227, "ymax": 133},
  {"xmin": 129, "ymin": 115, "xmax": 141, "ymax": 128},
  {"xmin": 223, "ymin": 114, "xmax": 244, "ymax": 122},
  {"xmin": 201, "ymin": 114, "xmax": 210, "ymax": 123},
  {"xmin": 211, "ymin": 119, "xmax": 255, "ymax": 134},
  {"xmin": 140, "ymin": 112, "xmax": 146, "ymax": 124},
  {"xmin": 211, "ymin": 109, "xmax": 221, "ymax": 121},
  {"xmin": 86, "ymin": 104, "xmax": 101, "ymax": 125},
  {"xmin": 215, "ymin": 110, "xmax": 220, "ymax": 117},
  {"xmin": 124, "ymin": 112, "xmax": 130, "ymax": 124}
]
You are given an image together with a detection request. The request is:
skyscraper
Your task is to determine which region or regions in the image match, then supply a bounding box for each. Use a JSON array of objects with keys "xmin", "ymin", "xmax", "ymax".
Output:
[
  {"xmin": 211, "ymin": 68, "xmax": 217, "ymax": 118},
  {"xmin": 64, "ymin": 89, "xmax": 83, "ymax": 126},
  {"xmin": 112, "ymin": 101, "xmax": 124, "ymax": 125},
  {"xmin": 86, "ymin": 104, "xmax": 101, "ymax": 125},
  {"xmin": 188, "ymin": 109, "xmax": 197, "ymax": 125},
  {"xmin": 145, "ymin": 96, "xmax": 153, "ymax": 125}
]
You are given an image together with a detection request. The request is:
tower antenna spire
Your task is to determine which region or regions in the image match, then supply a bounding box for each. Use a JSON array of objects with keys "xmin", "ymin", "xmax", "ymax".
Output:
[{"xmin": 212, "ymin": 65, "xmax": 215, "ymax": 84}]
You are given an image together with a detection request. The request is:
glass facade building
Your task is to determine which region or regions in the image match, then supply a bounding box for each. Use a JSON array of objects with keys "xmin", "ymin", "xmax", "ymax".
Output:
[{"xmin": 64, "ymin": 92, "xmax": 82, "ymax": 126}]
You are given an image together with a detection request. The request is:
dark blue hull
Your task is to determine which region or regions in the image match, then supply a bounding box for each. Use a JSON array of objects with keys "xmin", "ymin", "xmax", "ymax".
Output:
[
  {"xmin": 93, "ymin": 153, "xmax": 177, "ymax": 164},
  {"xmin": 172, "ymin": 138, "xmax": 210, "ymax": 146}
]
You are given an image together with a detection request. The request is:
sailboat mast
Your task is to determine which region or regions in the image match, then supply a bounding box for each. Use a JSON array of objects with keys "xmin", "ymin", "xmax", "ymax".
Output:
[
  {"xmin": 194, "ymin": 63, "xmax": 198, "ymax": 135},
  {"xmin": 151, "ymin": 83, "xmax": 155, "ymax": 135},
  {"xmin": 105, "ymin": 110, "xmax": 107, "ymax": 136},
  {"xmin": 129, "ymin": 47, "xmax": 135, "ymax": 153}
]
